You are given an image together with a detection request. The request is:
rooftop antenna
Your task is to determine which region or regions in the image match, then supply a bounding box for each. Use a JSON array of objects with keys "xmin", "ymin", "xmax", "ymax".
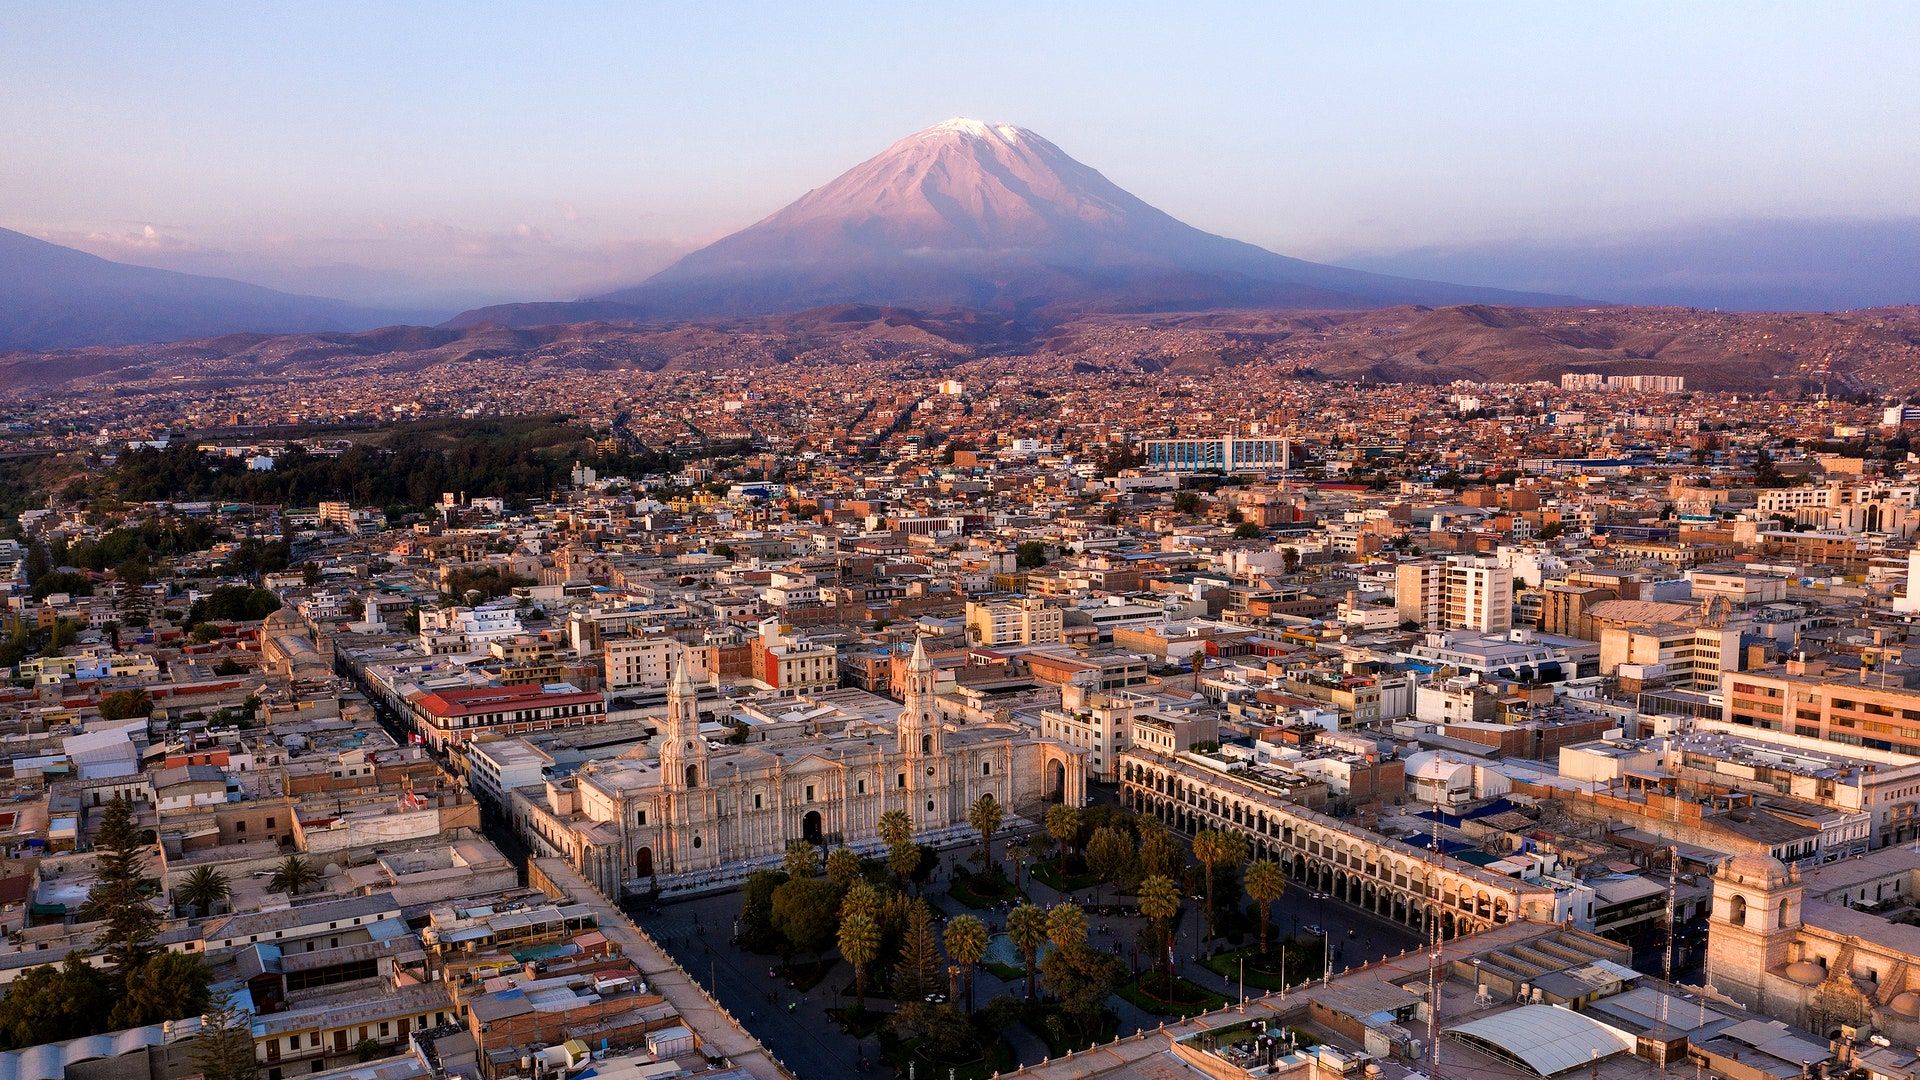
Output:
[{"xmin": 1662, "ymin": 840, "xmax": 1678, "ymax": 1076}]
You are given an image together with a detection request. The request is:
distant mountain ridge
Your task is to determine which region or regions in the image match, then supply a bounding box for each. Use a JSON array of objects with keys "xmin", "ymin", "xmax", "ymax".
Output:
[
  {"xmin": 0, "ymin": 227, "xmax": 427, "ymax": 352},
  {"xmin": 449, "ymin": 118, "xmax": 1573, "ymax": 328}
]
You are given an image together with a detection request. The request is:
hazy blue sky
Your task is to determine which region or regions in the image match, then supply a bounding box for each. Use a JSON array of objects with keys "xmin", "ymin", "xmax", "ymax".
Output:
[{"xmin": 4, "ymin": 2, "xmax": 1917, "ymax": 308}]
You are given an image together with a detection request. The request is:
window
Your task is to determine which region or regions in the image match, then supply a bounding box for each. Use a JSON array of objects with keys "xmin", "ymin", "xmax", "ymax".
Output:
[
  {"xmin": 693, "ymin": 835, "xmax": 703, "ymax": 849},
  {"xmin": 754, "ymin": 793, "xmax": 763, "ymax": 809},
  {"xmin": 857, "ymin": 779, "xmax": 866, "ymax": 794},
  {"xmin": 638, "ymin": 809, "xmax": 648, "ymax": 826},
  {"xmin": 982, "ymin": 762, "xmax": 992, "ymax": 776},
  {"xmin": 897, "ymin": 773, "xmax": 907, "ymax": 789},
  {"xmin": 806, "ymin": 784, "xmax": 816, "ymax": 802}
]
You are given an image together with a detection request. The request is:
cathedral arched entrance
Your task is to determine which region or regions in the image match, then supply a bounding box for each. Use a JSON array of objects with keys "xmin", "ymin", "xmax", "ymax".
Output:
[
  {"xmin": 635, "ymin": 847, "xmax": 653, "ymax": 878},
  {"xmin": 1048, "ymin": 762, "xmax": 1066, "ymax": 802},
  {"xmin": 802, "ymin": 810, "xmax": 824, "ymax": 845}
]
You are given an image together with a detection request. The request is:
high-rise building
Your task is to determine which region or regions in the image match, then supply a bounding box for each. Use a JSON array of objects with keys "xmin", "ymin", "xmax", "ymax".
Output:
[{"xmin": 1397, "ymin": 556, "xmax": 1513, "ymax": 633}]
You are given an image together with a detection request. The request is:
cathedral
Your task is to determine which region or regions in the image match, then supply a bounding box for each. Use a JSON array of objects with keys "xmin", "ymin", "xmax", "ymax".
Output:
[
  {"xmin": 525, "ymin": 639, "xmax": 1087, "ymax": 896},
  {"xmin": 1706, "ymin": 846, "xmax": 1920, "ymax": 1046}
]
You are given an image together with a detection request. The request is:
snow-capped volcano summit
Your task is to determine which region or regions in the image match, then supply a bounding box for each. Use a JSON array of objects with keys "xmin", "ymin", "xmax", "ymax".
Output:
[{"xmin": 453, "ymin": 119, "xmax": 1569, "ymax": 327}]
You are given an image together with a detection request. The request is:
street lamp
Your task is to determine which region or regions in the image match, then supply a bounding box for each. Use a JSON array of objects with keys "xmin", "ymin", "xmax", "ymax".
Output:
[{"xmin": 1321, "ymin": 927, "xmax": 1331, "ymax": 987}]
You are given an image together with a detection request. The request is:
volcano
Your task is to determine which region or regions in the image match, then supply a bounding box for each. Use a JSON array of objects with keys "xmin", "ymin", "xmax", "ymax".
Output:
[{"xmin": 450, "ymin": 118, "xmax": 1570, "ymax": 328}]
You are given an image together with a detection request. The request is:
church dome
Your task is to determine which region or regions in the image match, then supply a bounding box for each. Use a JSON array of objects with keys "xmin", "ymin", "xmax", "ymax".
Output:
[
  {"xmin": 1722, "ymin": 852, "xmax": 1793, "ymax": 888},
  {"xmin": 1890, "ymin": 992, "xmax": 1920, "ymax": 1017},
  {"xmin": 1785, "ymin": 960, "xmax": 1827, "ymax": 986}
]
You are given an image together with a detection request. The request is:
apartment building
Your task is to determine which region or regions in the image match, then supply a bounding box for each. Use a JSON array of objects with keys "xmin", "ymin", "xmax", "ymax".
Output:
[
  {"xmin": 604, "ymin": 633, "xmax": 674, "ymax": 691},
  {"xmin": 1396, "ymin": 555, "xmax": 1513, "ymax": 633},
  {"xmin": 965, "ymin": 596, "xmax": 1065, "ymax": 646}
]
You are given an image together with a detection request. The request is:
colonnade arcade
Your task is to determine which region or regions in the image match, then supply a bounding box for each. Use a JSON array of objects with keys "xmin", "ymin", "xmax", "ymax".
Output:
[{"xmin": 1121, "ymin": 755, "xmax": 1543, "ymax": 939}]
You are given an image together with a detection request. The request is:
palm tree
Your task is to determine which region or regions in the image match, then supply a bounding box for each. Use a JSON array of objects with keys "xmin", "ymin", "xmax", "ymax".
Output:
[
  {"xmin": 1007, "ymin": 840, "xmax": 1031, "ymax": 891},
  {"xmin": 943, "ymin": 914, "xmax": 989, "ymax": 1014},
  {"xmin": 840, "ymin": 880, "xmax": 883, "ymax": 925},
  {"xmin": 1138, "ymin": 873, "xmax": 1181, "ymax": 1000},
  {"xmin": 838, "ymin": 911, "xmax": 881, "ymax": 1011},
  {"xmin": 783, "ymin": 840, "xmax": 820, "ymax": 880},
  {"xmin": 1045, "ymin": 803, "xmax": 1080, "ymax": 870},
  {"xmin": 888, "ymin": 838, "xmax": 922, "ymax": 891},
  {"xmin": 967, "ymin": 793, "xmax": 1003, "ymax": 871},
  {"xmin": 878, "ymin": 809, "xmax": 913, "ymax": 849},
  {"xmin": 269, "ymin": 855, "xmax": 321, "ymax": 896},
  {"xmin": 1045, "ymin": 901, "xmax": 1086, "ymax": 951},
  {"xmin": 176, "ymin": 866, "xmax": 230, "ymax": 917},
  {"xmin": 825, "ymin": 847, "xmax": 861, "ymax": 886},
  {"xmin": 1191, "ymin": 829, "xmax": 1247, "ymax": 944},
  {"xmin": 1244, "ymin": 860, "xmax": 1288, "ymax": 959},
  {"xmin": 1007, "ymin": 903, "xmax": 1048, "ymax": 1001}
]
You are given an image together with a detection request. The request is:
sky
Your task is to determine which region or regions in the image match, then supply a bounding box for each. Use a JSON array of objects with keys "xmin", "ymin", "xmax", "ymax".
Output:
[{"xmin": 3, "ymin": 2, "xmax": 1918, "ymax": 311}]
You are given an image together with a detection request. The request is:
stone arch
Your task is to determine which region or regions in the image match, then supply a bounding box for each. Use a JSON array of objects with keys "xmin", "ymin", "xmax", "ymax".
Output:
[
  {"xmin": 802, "ymin": 809, "xmax": 823, "ymax": 845},
  {"xmin": 635, "ymin": 847, "xmax": 653, "ymax": 877},
  {"xmin": 1729, "ymin": 894, "xmax": 1749, "ymax": 927}
]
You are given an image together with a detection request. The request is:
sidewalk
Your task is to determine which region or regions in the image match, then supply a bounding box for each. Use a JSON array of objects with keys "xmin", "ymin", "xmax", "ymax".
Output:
[{"xmin": 534, "ymin": 858, "xmax": 797, "ymax": 1080}]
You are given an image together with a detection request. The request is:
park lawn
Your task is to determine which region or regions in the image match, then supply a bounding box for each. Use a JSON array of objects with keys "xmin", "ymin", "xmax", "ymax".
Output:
[
  {"xmin": 1201, "ymin": 940, "xmax": 1323, "ymax": 992},
  {"xmin": 1022, "ymin": 1003, "xmax": 1119, "ymax": 1058},
  {"xmin": 983, "ymin": 960, "xmax": 1026, "ymax": 983},
  {"xmin": 826, "ymin": 1006, "xmax": 890, "ymax": 1039},
  {"xmin": 884, "ymin": 1036, "xmax": 1015, "ymax": 1080},
  {"xmin": 949, "ymin": 867, "xmax": 1021, "ymax": 909},
  {"xmin": 1028, "ymin": 857, "xmax": 1100, "ymax": 894},
  {"xmin": 1117, "ymin": 972, "xmax": 1231, "ymax": 1017},
  {"xmin": 775, "ymin": 956, "xmax": 836, "ymax": 993}
]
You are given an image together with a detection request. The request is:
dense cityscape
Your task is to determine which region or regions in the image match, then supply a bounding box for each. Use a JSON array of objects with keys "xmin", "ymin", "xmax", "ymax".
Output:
[
  {"xmin": 7, "ymin": 6, "xmax": 1920, "ymax": 1080},
  {"xmin": 2, "ymin": 364, "xmax": 1920, "ymax": 1080}
]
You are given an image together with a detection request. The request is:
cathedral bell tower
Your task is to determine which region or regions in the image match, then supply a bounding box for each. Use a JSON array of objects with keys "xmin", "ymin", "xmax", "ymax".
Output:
[
  {"xmin": 898, "ymin": 637, "xmax": 946, "ymax": 829},
  {"xmin": 898, "ymin": 637, "xmax": 942, "ymax": 758},
  {"xmin": 658, "ymin": 651, "xmax": 707, "ymax": 790}
]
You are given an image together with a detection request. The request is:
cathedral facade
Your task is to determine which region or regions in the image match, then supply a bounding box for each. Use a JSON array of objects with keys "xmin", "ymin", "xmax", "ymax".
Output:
[{"xmin": 523, "ymin": 640, "xmax": 1087, "ymax": 896}]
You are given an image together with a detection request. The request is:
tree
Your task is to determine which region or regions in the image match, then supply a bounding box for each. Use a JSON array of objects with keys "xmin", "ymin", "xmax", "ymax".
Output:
[
  {"xmin": 838, "ymin": 911, "xmax": 881, "ymax": 1009},
  {"xmin": 943, "ymin": 914, "xmax": 989, "ymax": 1014},
  {"xmin": 738, "ymin": 869, "xmax": 786, "ymax": 951},
  {"xmin": 112, "ymin": 951, "xmax": 210, "ymax": 1030},
  {"xmin": 1244, "ymin": 860, "xmax": 1288, "ymax": 958},
  {"xmin": 1233, "ymin": 521, "xmax": 1262, "ymax": 539},
  {"xmin": 0, "ymin": 958, "xmax": 109, "ymax": 1049},
  {"xmin": 1085, "ymin": 825, "xmax": 1135, "ymax": 907},
  {"xmin": 1137, "ymin": 873, "xmax": 1181, "ymax": 1000},
  {"xmin": 269, "ymin": 855, "xmax": 322, "ymax": 896},
  {"xmin": 967, "ymin": 793, "xmax": 1003, "ymax": 869},
  {"xmin": 840, "ymin": 880, "xmax": 884, "ymax": 925},
  {"xmin": 770, "ymin": 876, "xmax": 841, "ymax": 962},
  {"xmin": 1192, "ymin": 829, "xmax": 1248, "ymax": 944},
  {"xmin": 1045, "ymin": 803, "xmax": 1081, "ymax": 868},
  {"xmin": 1039, "ymin": 942, "xmax": 1125, "ymax": 1043},
  {"xmin": 782, "ymin": 839, "xmax": 821, "ymax": 880},
  {"xmin": 1138, "ymin": 821, "xmax": 1183, "ymax": 882},
  {"xmin": 177, "ymin": 866, "xmax": 231, "ymax": 917},
  {"xmin": 1046, "ymin": 901, "xmax": 1087, "ymax": 951},
  {"xmin": 1015, "ymin": 541, "xmax": 1050, "ymax": 569},
  {"xmin": 879, "ymin": 808, "xmax": 913, "ymax": 849},
  {"xmin": 80, "ymin": 795, "xmax": 161, "ymax": 977},
  {"xmin": 1007, "ymin": 902, "xmax": 1049, "ymax": 1002},
  {"xmin": 824, "ymin": 846, "xmax": 862, "ymax": 887},
  {"xmin": 192, "ymin": 999, "xmax": 259, "ymax": 1080},
  {"xmin": 97, "ymin": 688, "xmax": 152, "ymax": 722},
  {"xmin": 888, "ymin": 838, "xmax": 923, "ymax": 890},
  {"xmin": 889, "ymin": 1002, "xmax": 976, "ymax": 1063},
  {"xmin": 893, "ymin": 900, "xmax": 944, "ymax": 1001},
  {"xmin": 1172, "ymin": 491, "xmax": 1202, "ymax": 515}
]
